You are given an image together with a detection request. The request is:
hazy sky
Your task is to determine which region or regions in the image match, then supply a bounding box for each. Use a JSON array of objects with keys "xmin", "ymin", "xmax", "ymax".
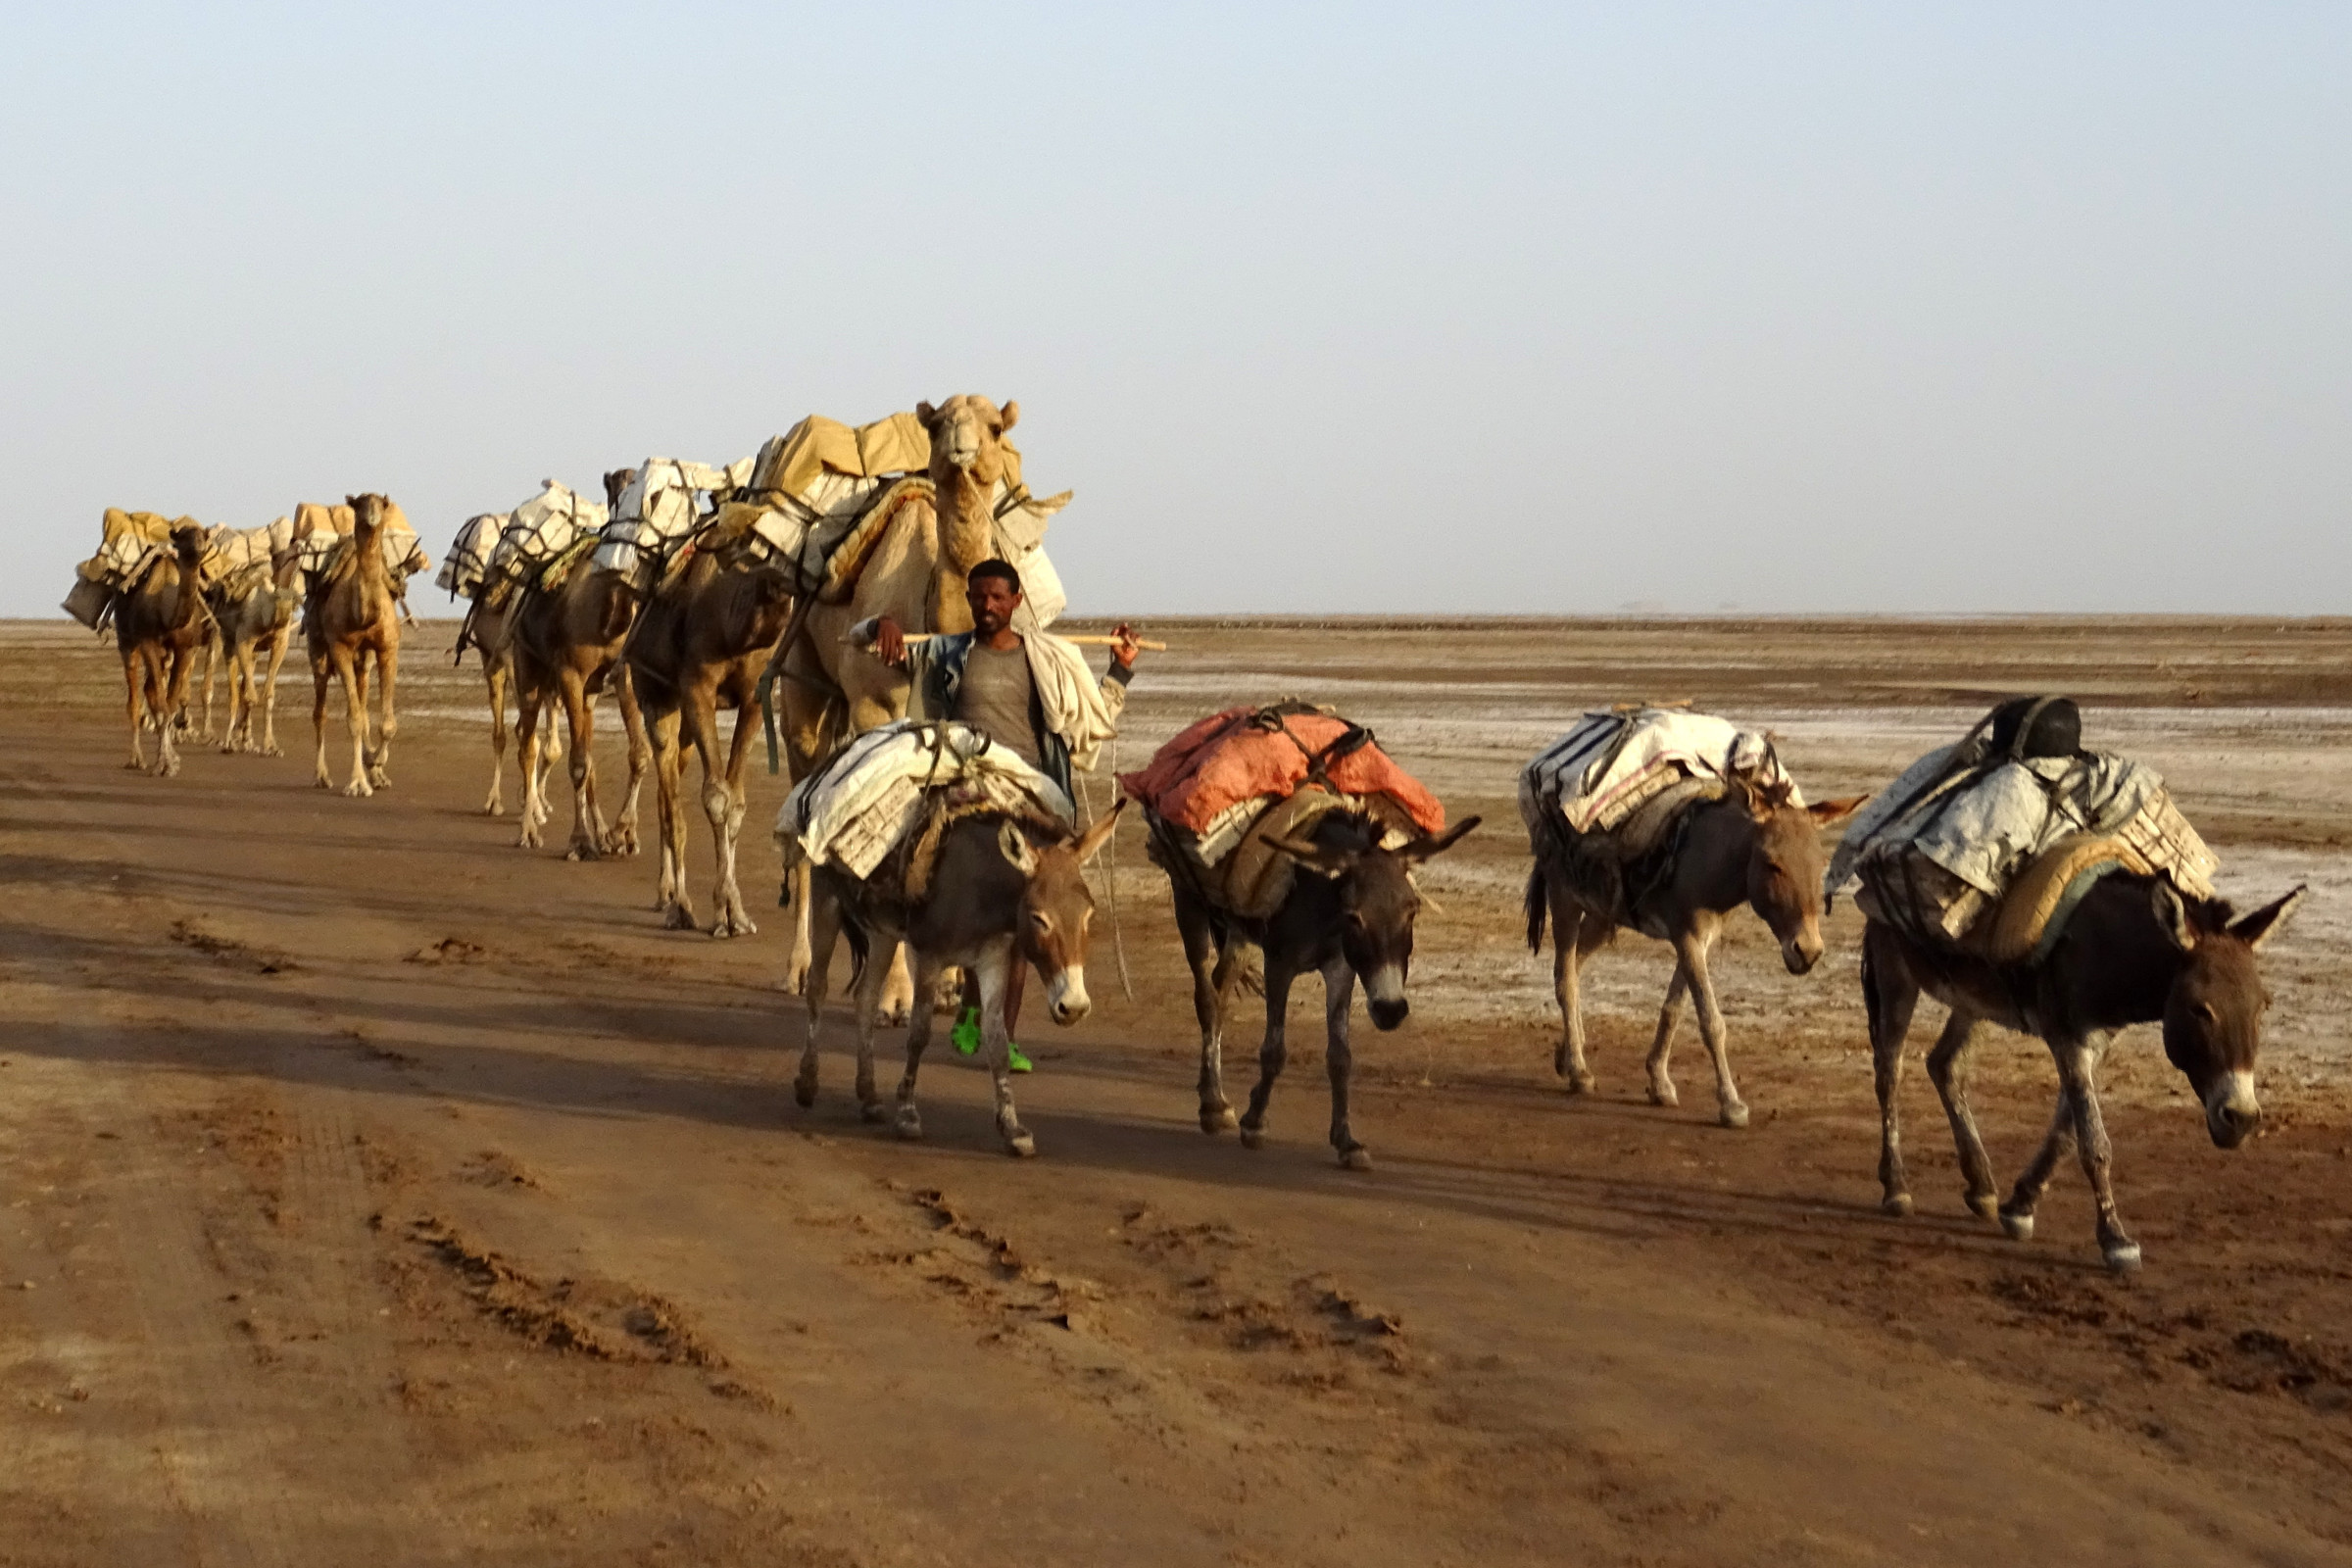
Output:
[{"xmin": 5, "ymin": 4, "xmax": 2345, "ymax": 617}]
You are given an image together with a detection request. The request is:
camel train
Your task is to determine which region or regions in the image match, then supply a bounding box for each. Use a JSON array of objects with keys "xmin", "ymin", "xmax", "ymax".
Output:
[{"xmin": 68, "ymin": 401, "xmax": 2307, "ymax": 1275}]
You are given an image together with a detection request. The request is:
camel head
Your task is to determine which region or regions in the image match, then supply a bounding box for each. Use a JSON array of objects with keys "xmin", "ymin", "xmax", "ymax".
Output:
[
  {"xmin": 347, "ymin": 493, "xmax": 392, "ymax": 540},
  {"xmin": 168, "ymin": 519, "xmax": 209, "ymax": 564},
  {"xmin": 916, "ymin": 396, "xmax": 1018, "ymax": 486}
]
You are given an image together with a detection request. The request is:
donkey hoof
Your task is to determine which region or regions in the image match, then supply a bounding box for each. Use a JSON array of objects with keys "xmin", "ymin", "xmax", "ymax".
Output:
[
  {"xmin": 2102, "ymin": 1241, "xmax": 2143, "ymax": 1274},
  {"xmin": 859, "ymin": 1101, "xmax": 889, "ymax": 1125},
  {"xmin": 1646, "ymin": 1082, "xmax": 1679, "ymax": 1109},
  {"xmin": 1238, "ymin": 1125, "xmax": 1265, "ymax": 1151},
  {"xmin": 1718, "ymin": 1102, "xmax": 1750, "ymax": 1130},
  {"xmin": 1201, "ymin": 1106, "xmax": 1239, "ymax": 1135},
  {"xmin": 1338, "ymin": 1146, "xmax": 1373, "ymax": 1172},
  {"xmin": 1999, "ymin": 1210, "xmax": 2035, "ymax": 1243},
  {"xmin": 895, "ymin": 1108, "xmax": 923, "ymax": 1141},
  {"xmin": 793, "ymin": 1075, "xmax": 818, "ymax": 1109},
  {"xmin": 1006, "ymin": 1133, "xmax": 1038, "ymax": 1159},
  {"xmin": 1882, "ymin": 1193, "xmax": 1914, "ymax": 1218},
  {"xmin": 1966, "ymin": 1192, "xmax": 2001, "ymax": 1221}
]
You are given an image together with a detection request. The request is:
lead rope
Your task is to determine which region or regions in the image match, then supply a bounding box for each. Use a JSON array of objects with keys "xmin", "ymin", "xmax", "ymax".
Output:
[{"xmin": 1102, "ymin": 734, "xmax": 1133, "ymax": 1001}]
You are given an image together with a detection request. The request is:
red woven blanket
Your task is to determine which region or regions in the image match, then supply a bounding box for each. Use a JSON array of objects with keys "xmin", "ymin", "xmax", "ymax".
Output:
[{"xmin": 1116, "ymin": 707, "xmax": 1446, "ymax": 837}]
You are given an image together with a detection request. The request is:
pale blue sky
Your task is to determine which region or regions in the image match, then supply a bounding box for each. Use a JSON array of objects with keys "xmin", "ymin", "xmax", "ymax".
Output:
[{"xmin": 4, "ymin": 4, "xmax": 2345, "ymax": 615}]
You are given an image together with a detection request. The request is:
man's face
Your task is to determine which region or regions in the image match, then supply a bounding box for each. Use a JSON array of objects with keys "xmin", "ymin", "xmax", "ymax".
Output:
[{"xmin": 966, "ymin": 576, "xmax": 1022, "ymax": 636}]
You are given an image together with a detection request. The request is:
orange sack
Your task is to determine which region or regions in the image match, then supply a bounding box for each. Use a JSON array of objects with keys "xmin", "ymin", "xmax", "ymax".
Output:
[{"xmin": 1117, "ymin": 705, "xmax": 1446, "ymax": 838}]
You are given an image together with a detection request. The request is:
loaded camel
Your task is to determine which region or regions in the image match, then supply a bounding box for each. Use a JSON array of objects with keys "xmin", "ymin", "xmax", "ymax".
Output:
[
  {"xmin": 209, "ymin": 548, "xmax": 304, "ymax": 755},
  {"xmin": 508, "ymin": 467, "xmax": 652, "ymax": 858},
  {"xmin": 114, "ymin": 521, "xmax": 214, "ymax": 776},
  {"xmin": 1865, "ymin": 877, "xmax": 2305, "ymax": 1273},
  {"xmin": 306, "ymin": 493, "xmax": 403, "ymax": 797},
  {"xmin": 1525, "ymin": 773, "xmax": 1865, "ymax": 1129},
  {"xmin": 776, "ymin": 394, "xmax": 1029, "ymax": 999}
]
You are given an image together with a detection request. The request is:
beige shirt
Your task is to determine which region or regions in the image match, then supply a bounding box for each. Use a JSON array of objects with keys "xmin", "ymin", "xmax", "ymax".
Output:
[{"xmin": 956, "ymin": 641, "xmax": 1044, "ymax": 770}]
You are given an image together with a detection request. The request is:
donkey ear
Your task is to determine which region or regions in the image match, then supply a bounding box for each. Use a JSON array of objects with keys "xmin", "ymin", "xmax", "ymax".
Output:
[
  {"xmin": 999, "ymin": 819, "xmax": 1039, "ymax": 876},
  {"xmin": 1806, "ymin": 794, "xmax": 1869, "ymax": 828},
  {"xmin": 1266, "ymin": 833, "xmax": 1353, "ymax": 879},
  {"xmin": 1074, "ymin": 799, "xmax": 1126, "ymax": 865},
  {"xmin": 2230, "ymin": 885, "xmax": 2307, "ymax": 951},
  {"xmin": 2152, "ymin": 881, "xmax": 2198, "ymax": 953},
  {"xmin": 1401, "ymin": 814, "xmax": 1481, "ymax": 862},
  {"xmin": 998, "ymin": 400, "xmax": 1019, "ymax": 433}
]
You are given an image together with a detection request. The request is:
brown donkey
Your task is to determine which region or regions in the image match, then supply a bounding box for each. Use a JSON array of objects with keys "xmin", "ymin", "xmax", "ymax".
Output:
[
  {"xmin": 1865, "ymin": 875, "xmax": 2304, "ymax": 1272},
  {"xmin": 798, "ymin": 805, "xmax": 1123, "ymax": 1156},
  {"xmin": 1526, "ymin": 777, "xmax": 1864, "ymax": 1128}
]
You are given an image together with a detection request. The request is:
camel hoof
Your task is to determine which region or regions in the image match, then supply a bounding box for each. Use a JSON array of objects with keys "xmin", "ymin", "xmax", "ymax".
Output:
[
  {"xmin": 1646, "ymin": 1082, "xmax": 1679, "ymax": 1108},
  {"xmin": 484, "ymin": 804, "xmax": 505, "ymax": 817},
  {"xmin": 2000, "ymin": 1210, "xmax": 2035, "ymax": 1244},
  {"xmin": 1966, "ymin": 1192, "xmax": 2001, "ymax": 1220},
  {"xmin": 1883, "ymin": 1193, "xmax": 1914, "ymax": 1218},
  {"xmin": 261, "ymin": 745, "xmax": 282, "ymax": 758},
  {"xmin": 895, "ymin": 1109, "xmax": 923, "ymax": 1141},
  {"xmin": 341, "ymin": 781, "xmax": 369, "ymax": 799},
  {"xmin": 662, "ymin": 906, "xmax": 698, "ymax": 932},
  {"xmin": 1718, "ymin": 1102, "xmax": 1750, "ymax": 1130},
  {"xmin": 2103, "ymin": 1241, "xmax": 2143, "ymax": 1274},
  {"xmin": 1200, "ymin": 1106, "xmax": 1239, "ymax": 1135},
  {"xmin": 1006, "ymin": 1133, "xmax": 1037, "ymax": 1158},
  {"xmin": 564, "ymin": 845, "xmax": 597, "ymax": 863},
  {"xmin": 1338, "ymin": 1146, "xmax": 1373, "ymax": 1172},
  {"xmin": 859, "ymin": 1101, "xmax": 888, "ymax": 1125},
  {"xmin": 1566, "ymin": 1071, "xmax": 1596, "ymax": 1095},
  {"xmin": 1238, "ymin": 1125, "xmax": 1265, "ymax": 1151}
]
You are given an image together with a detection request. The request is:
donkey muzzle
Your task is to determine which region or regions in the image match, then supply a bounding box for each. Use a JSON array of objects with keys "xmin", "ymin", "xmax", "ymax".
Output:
[
  {"xmin": 2204, "ymin": 1071, "xmax": 2261, "ymax": 1149},
  {"xmin": 1045, "ymin": 969, "xmax": 1092, "ymax": 1026},
  {"xmin": 1782, "ymin": 937, "xmax": 1822, "ymax": 977}
]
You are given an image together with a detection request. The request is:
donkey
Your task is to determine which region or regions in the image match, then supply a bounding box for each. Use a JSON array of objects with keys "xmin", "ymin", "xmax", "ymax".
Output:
[
  {"xmin": 797, "ymin": 804, "xmax": 1123, "ymax": 1157},
  {"xmin": 1525, "ymin": 776, "xmax": 1865, "ymax": 1128},
  {"xmin": 1178, "ymin": 809, "xmax": 1481, "ymax": 1170},
  {"xmin": 1865, "ymin": 875, "xmax": 2304, "ymax": 1272}
]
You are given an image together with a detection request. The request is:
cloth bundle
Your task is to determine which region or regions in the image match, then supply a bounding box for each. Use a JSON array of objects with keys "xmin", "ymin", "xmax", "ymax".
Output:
[
  {"xmin": 593, "ymin": 457, "xmax": 755, "ymax": 592},
  {"xmin": 488, "ymin": 482, "xmax": 606, "ymax": 586},
  {"xmin": 66, "ymin": 509, "xmax": 200, "ymax": 625},
  {"xmin": 1829, "ymin": 705, "xmax": 2219, "ymax": 958},
  {"xmin": 294, "ymin": 501, "xmax": 429, "ymax": 587},
  {"xmin": 437, "ymin": 513, "xmax": 509, "ymax": 599},
  {"xmin": 1519, "ymin": 709, "xmax": 1798, "ymax": 840},
  {"xmin": 776, "ymin": 719, "xmax": 1075, "ymax": 889},
  {"xmin": 201, "ymin": 518, "xmax": 296, "ymax": 586}
]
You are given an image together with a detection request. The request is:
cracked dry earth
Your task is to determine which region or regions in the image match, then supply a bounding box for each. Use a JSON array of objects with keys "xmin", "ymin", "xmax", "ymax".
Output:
[{"xmin": 4, "ymin": 614, "xmax": 2352, "ymax": 1566}]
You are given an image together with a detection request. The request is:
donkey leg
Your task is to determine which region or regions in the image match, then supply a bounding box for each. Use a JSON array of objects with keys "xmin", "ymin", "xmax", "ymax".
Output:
[
  {"xmin": 1238, "ymin": 958, "xmax": 1298, "ymax": 1151},
  {"xmin": 1677, "ymin": 924, "xmax": 1747, "ymax": 1128},
  {"xmin": 975, "ymin": 944, "xmax": 1035, "ymax": 1156},
  {"xmin": 852, "ymin": 926, "xmax": 894, "ymax": 1125},
  {"xmin": 1863, "ymin": 930, "xmax": 1923, "ymax": 1215},
  {"xmin": 1177, "ymin": 894, "xmax": 1238, "ymax": 1133},
  {"xmin": 1925, "ymin": 1011, "xmax": 2001, "ymax": 1219},
  {"xmin": 1643, "ymin": 963, "xmax": 1692, "ymax": 1108},
  {"xmin": 796, "ymin": 882, "xmax": 842, "ymax": 1109},
  {"xmin": 896, "ymin": 952, "xmax": 942, "ymax": 1141},
  {"xmin": 1998, "ymin": 1088, "xmax": 2080, "ymax": 1244},
  {"xmin": 1552, "ymin": 892, "xmax": 1597, "ymax": 1093},
  {"xmin": 2059, "ymin": 1035, "xmax": 2139, "ymax": 1272},
  {"xmin": 1321, "ymin": 958, "xmax": 1369, "ymax": 1170}
]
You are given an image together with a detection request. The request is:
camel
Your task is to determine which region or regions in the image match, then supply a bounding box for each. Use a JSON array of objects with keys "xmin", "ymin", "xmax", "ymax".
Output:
[
  {"xmin": 113, "ymin": 522, "xmax": 214, "ymax": 776},
  {"xmin": 1525, "ymin": 775, "xmax": 1865, "ymax": 1128},
  {"xmin": 774, "ymin": 396, "xmax": 1026, "ymax": 990},
  {"xmin": 209, "ymin": 550, "xmax": 304, "ymax": 755},
  {"xmin": 507, "ymin": 468, "xmax": 651, "ymax": 859},
  {"xmin": 306, "ymin": 493, "xmax": 403, "ymax": 797}
]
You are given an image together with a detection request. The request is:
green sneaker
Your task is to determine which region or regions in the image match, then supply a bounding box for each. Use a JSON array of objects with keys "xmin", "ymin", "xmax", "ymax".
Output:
[
  {"xmin": 952, "ymin": 1006, "xmax": 981, "ymax": 1056},
  {"xmin": 1006, "ymin": 1043, "xmax": 1033, "ymax": 1074}
]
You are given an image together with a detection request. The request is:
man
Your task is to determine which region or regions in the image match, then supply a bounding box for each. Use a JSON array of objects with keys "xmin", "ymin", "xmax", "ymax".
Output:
[{"xmin": 858, "ymin": 559, "xmax": 1145, "ymax": 1069}]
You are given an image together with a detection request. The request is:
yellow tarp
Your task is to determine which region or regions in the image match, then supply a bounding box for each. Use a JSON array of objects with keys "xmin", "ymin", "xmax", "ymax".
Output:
[{"xmin": 750, "ymin": 411, "xmax": 1023, "ymax": 498}]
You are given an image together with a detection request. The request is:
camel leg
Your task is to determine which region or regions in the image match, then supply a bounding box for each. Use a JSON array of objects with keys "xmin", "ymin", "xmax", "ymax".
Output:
[
  {"xmin": 1864, "ymin": 928, "xmax": 1923, "ymax": 1215},
  {"xmin": 122, "ymin": 653, "xmax": 148, "ymax": 770},
  {"xmin": 650, "ymin": 707, "xmax": 697, "ymax": 928},
  {"xmin": 1177, "ymin": 891, "xmax": 1243, "ymax": 1134},
  {"xmin": 514, "ymin": 688, "xmax": 547, "ymax": 850},
  {"xmin": 1925, "ymin": 1010, "xmax": 2001, "ymax": 1219},
  {"xmin": 895, "ymin": 950, "xmax": 943, "ymax": 1142},
  {"xmin": 483, "ymin": 662, "xmax": 510, "ymax": 814},
  {"xmin": 311, "ymin": 654, "xmax": 333, "ymax": 788},
  {"xmin": 973, "ymin": 941, "xmax": 1035, "ymax": 1157},
  {"xmin": 220, "ymin": 641, "xmax": 253, "ymax": 754},
  {"xmin": 1238, "ymin": 956, "xmax": 1299, "ymax": 1151},
  {"xmin": 152, "ymin": 650, "xmax": 186, "ymax": 778},
  {"xmin": 875, "ymin": 945, "xmax": 916, "ymax": 1026},
  {"xmin": 562, "ymin": 672, "xmax": 603, "ymax": 861},
  {"xmin": 796, "ymin": 881, "xmax": 844, "ymax": 1110},
  {"xmin": 1549, "ymin": 880, "xmax": 1598, "ymax": 1093},
  {"xmin": 196, "ymin": 633, "xmax": 220, "ymax": 741},
  {"xmin": 692, "ymin": 696, "xmax": 758, "ymax": 938},
  {"xmin": 1642, "ymin": 962, "xmax": 1692, "ymax": 1109},
  {"xmin": 259, "ymin": 626, "xmax": 290, "ymax": 757},
  {"xmin": 783, "ymin": 860, "xmax": 817, "ymax": 995},
  {"xmin": 1322, "ymin": 956, "xmax": 1369, "ymax": 1170},
  {"xmin": 331, "ymin": 646, "xmax": 371, "ymax": 798},
  {"xmin": 367, "ymin": 645, "xmax": 397, "ymax": 789},
  {"xmin": 605, "ymin": 668, "xmax": 649, "ymax": 856}
]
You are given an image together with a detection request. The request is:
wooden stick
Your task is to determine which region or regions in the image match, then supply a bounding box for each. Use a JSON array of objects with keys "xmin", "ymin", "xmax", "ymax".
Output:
[{"xmin": 1057, "ymin": 634, "xmax": 1169, "ymax": 651}]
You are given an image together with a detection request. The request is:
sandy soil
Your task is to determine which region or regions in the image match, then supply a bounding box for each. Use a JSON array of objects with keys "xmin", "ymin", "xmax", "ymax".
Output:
[{"xmin": 3, "ymin": 613, "xmax": 2350, "ymax": 1567}]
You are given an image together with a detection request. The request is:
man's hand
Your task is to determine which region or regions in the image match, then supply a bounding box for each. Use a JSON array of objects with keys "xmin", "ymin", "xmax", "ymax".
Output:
[
  {"xmin": 1108, "ymin": 622, "xmax": 1144, "ymax": 673},
  {"xmin": 873, "ymin": 615, "xmax": 907, "ymax": 666}
]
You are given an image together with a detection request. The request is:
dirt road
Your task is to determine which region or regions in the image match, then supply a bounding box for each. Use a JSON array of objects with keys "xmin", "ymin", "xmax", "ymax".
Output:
[{"xmin": 4, "ymin": 615, "xmax": 2350, "ymax": 1566}]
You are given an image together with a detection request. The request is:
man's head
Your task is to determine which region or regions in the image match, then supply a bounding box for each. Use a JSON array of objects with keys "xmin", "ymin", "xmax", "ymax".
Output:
[{"xmin": 965, "ymin": 560, "xmax": 1023, "ymax": 637}]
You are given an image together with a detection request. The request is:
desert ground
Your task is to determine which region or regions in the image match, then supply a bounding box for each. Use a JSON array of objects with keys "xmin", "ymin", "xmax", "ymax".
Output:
[{"xmin": 4, "ymin": 612, "xmax": 2351, "ymax": 1567}]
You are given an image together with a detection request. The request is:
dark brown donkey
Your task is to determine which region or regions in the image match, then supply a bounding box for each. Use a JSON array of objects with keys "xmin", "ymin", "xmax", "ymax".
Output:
[
  {"xmin": 1176, "ymin": 809, "xmax": 1481, "ymax": 1170},
  {"xmin": 1526, "ymin": 776, "xmax": 1864, "ymax": 1128},
  {"xmin": 1865, "ymin": 875, "xmax": 2304, "ymax": 1273},
  {"xmin": 798, "ymin": 804, "xmax": 1123, "ymax": 1157}
]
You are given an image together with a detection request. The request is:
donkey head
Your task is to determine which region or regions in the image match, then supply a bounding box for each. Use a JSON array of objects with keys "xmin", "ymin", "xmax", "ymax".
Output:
[
  {"xmin": 2153, "ymin": 882, "xmax": 2305, "ymax": 1150},
  {"xmin": 1269, "ymin": 812, "xmax": 1483, "ymax": 1031},
  {"xmin": 999, "ymin": 802, "xmax": 1125, "ymax": 1026},
  {"xmin": 917, "ymin": 395, "xmax": 1019, "ymax": 483},
  {"xmin": 1732, "ymin": 774, "xmax": 1867, "ymax": 975}
]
